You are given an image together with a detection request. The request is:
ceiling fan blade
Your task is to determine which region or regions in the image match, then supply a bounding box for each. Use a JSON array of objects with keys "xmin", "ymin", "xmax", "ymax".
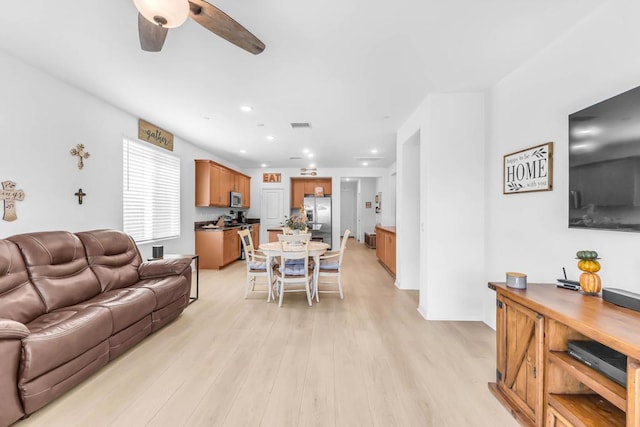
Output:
[
  {"xmin": 138, "ymin": 13, "xmax": 169, "ymax": 52},
  {"xmin": 188, "ymin": 0, "xmax": 265, "ymax": 55}
]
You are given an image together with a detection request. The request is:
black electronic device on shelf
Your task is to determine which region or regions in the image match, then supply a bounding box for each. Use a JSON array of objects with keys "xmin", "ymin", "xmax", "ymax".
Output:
[
  {"xmin": 567, "ymin": 340, "xmax": 627, "ymax": 387},
  {"xmin": 556, "ymin": 267, "xmax": 580, "ymax": 291},
  {"xmin": 603, "ymin": 288, "xmax": 640, "ymax": 313}
]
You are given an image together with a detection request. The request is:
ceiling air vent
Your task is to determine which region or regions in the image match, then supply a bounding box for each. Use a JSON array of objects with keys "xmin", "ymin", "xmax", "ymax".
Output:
[
  {"xmin": 290, "ymin": 122, "xmax": 312, "ymax": 129},
  {"xmin": 289, "ymin": 156, "xmax": 302, "ymax": 160}
]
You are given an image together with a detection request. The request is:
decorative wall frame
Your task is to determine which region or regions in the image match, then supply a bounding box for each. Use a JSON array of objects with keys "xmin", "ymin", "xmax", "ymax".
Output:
[
  {"xmin": 70, "ymin": 144, "xmax": 90, "ymax": 169},
  {"xmin": 138, "ymin": 119, "xmax": 174, "ymax": 151},
  {"xmin": 503, "ymin": 142, "xmax": 553, "ymax": 194},
  {"xmin": 1, "ymin": 180, "xmax": 25, "ymax": 221}
]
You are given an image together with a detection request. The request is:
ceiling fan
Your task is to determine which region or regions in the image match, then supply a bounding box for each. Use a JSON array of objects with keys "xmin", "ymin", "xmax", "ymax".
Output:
[{"xmin": 133, "ymin": 0, "xmax": 265, "ymax": 54}]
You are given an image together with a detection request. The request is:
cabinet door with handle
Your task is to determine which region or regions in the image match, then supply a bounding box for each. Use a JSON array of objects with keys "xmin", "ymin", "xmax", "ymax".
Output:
[{"xmin": 496, "ymin": 295, "xmax": 544, "ymax": 427}]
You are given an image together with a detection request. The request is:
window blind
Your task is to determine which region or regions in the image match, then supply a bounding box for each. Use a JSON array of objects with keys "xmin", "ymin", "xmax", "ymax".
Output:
[{"xmin": 123, "ymin": 138, "xmax": 180, "ymax": 243}]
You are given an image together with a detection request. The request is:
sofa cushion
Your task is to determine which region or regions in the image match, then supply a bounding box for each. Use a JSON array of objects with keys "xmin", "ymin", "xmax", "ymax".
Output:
[
  {"xmin": 76, "ymin": 230, "xmax": 142, "ymax": 292},
  {"xmin": 8, "ymin": 232, "xmax": 101, "ymax": 312},
  {"xmin": 22, "ymin": 307, "xmax": 112, "ymax": 382},
  {"xmin": 133, "ymin": 275, "xmax": 189, "ymax": 310},
  {"xmin": 319, "ymin": 259, "xmax": 340, "ymax": 271},
  {"xmin": 0, "ymin": 240, "xmax": 46, "ymax": 324},
  {"xmin": 64, "ymin": 288, "xmax": 156, "ymax": 334}
]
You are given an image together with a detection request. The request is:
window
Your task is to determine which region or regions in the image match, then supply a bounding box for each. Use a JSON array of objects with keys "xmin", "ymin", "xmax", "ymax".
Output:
[{"xmin": 123, "ymin": 138, "xmax": 180, "ymax": 243}]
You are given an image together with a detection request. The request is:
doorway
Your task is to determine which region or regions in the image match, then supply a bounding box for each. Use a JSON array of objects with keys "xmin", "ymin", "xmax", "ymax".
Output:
[
  {"xmin": 260, "ymin": 188, "xmax": 284, "ymax": 243},
  {"xmin": 340, "ymin": 181, "xmax": 357, "ymax": 237}
]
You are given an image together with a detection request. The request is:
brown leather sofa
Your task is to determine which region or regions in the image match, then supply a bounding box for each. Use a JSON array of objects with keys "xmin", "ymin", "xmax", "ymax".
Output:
[{"xmin": 0, "ymin": 229, "xmax": 192, "ymax": 426}]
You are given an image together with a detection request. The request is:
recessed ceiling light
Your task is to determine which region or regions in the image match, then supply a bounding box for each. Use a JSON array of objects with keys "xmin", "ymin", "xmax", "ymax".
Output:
[
  {"xmin": 240, "ymin": 105, "xmax": 253, "ymax": 112},
  {"xmin": 371, "ymin": 149, "xmax": 378, "ymax": 154},
  {"xmin": 309, "ymin": 163, "xmax": 316, "ymax": 168},
  {"xmin": 345, "ymin": 178, "xmax": 350, "ymax": 181},
  {"xmin": 239, "ymin": 149, "xmax": 247, "ymax": 154},
  {"xmin": 362, "ymin": 162, "xmax": 369, "ymax": 166},
  {"xmin": 302, "ymin": 148, "xmax": 310, "ymax": 154},
  {"xmin": 307, "ymin": 153, "xmax": 314, "ymax": 158},
  {"xmin": 261, "ymin": 163, "xmax": 267, "ymax": 168},
  {"xmin": 266, "ymin": 135, "xmax": 275, "ymax": 141}
]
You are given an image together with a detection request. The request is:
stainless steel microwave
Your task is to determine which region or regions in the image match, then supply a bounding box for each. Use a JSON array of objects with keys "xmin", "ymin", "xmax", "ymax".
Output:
[{"xmin": 230, "ymin": 191, "xmax": 242, "ymax": 207}]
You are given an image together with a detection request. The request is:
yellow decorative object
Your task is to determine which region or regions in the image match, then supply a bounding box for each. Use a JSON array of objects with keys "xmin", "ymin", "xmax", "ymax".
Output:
[
  {"xmin": 577, "ymin": 259, "xmax": 601, "ymax": 273},
  {"xmin": 579, "ymin": 272, "xmax": 602, "ymax": 294}
]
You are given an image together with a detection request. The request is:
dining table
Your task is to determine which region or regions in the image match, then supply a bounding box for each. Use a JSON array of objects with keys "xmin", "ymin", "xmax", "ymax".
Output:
[{"xmin": 258, "ymin": 241, "xmax": 330, "ymax": 303}]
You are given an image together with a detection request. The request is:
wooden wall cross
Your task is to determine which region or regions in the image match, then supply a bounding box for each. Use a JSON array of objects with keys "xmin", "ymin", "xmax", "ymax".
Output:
[
  {"xmin": 0, "ymin": 181, "xmax": 25, "ymax": 222},
  {"xmin": 75, "ymin": 188, "xmax": 87, "ymax": 205},
  {"xmin": 70, "ymin": 144, "xmax": 90, "ymax": 170}
]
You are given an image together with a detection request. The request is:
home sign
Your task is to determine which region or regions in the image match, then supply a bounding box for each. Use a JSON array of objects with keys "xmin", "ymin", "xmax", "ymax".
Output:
[{"xmin": 503, "ymin": 142, "xmax": 553, "ymax": 194}]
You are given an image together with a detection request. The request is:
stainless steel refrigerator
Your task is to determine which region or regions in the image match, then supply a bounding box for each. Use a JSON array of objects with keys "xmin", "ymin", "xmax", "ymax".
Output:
[{"xmin": 298, "ymin": 196, "xmax": 332, "ymax": 249}]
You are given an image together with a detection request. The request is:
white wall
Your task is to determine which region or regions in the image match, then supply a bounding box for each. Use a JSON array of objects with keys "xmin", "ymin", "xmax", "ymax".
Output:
[
  {"xmin": 377, "ymin": 162, "xmax": 397, "ymax": 226},
  {"xmin": 483, "ymin": 0, "xmax": 640, "ymax": 327},
  {"xmin": 357, "ymin": 178, "xmax": 378, "ymax": 242},
  {"xmin": 397, "ymin": 93, "xmax": 486, "ymax": 318},
  {"xmin": 0, "ymin": 50, "xmax": 237, "ymax": 259}
]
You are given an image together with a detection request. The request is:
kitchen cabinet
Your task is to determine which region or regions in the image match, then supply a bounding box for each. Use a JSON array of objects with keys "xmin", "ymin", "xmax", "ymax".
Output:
[
  {"xmin": 489, "ymin": 282, "xmax": 640, "ymax": 427},
  {"xmin": 195, "ymin": 229, "xmax": 241, "ymax": 269},
  {"xmin": 237, "ymin": 175, "xmax": 251, "ymax": 208},
  {"xmin": 268, "ymin": 229, "xmax": 283, "ymax": 242},
  {"xmin": 290, "ymin": 178, "xmax": 332, "ymax": 208},
  {"xmin": 194, "ymin": 160, "xmax": 251, "ymax": 208},
  {"xmin": 375, "ymin": 226, "xmax": 396, "ymax": 275},
  {"xmin": 220, "ymin": 167, "xmax": 233, "ymax": 207},
  {"xmin": 251, "ymin": 224, "xmax": 259, "ymax": 247},
  {"xmin": 195, "ymin": 160, "xmax": 211, "ymax": 207}
]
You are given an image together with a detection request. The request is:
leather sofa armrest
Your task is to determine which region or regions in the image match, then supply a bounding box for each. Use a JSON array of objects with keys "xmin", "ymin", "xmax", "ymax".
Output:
[
  {"xmin": 0, "ymin": 318, "xmax": 30, "ymax": 340},
  {"xmin": 138, "ymin": 257, "xmax": 192, "ymax": 279}
]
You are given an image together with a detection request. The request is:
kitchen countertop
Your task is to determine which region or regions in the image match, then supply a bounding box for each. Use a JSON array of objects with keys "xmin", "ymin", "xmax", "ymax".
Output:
[
  {"xmin": 375, "ymin": 225, "xmax": 396, "ymax": 234},
  {"xmin": 194, "ymin": 221, "xmax": 253, "ymax": 232}
]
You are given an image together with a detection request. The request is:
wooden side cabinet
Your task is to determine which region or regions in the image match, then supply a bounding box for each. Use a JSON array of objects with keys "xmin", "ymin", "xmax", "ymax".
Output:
[
  {"xmin": 489, "ymin": 282, "xmax": 640, "ymax": 427},
  {"xmin": 493, "ymin": 294, "xmax": 544, "ymax": 426},
  {"xmin": 375, "ymin": 226, "xmax": 396, "ymax": 276}
]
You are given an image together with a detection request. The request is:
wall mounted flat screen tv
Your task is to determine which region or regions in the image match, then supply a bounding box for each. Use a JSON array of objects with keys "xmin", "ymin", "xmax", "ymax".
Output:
[{"xmin": 569, "ymin": 85, "xmax": 640, "ymax": 232}]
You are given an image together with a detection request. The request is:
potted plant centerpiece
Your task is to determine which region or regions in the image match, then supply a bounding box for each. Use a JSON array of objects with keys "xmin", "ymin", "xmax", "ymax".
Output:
[{"xmin": 284, "ymin": 204, "xmax": 308, "ymax": 235}]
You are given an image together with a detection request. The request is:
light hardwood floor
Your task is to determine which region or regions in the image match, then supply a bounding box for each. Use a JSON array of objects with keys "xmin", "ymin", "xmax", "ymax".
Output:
[{"xmin": 20, "ymin": 239, "xmax": 518, "ymax": 427}]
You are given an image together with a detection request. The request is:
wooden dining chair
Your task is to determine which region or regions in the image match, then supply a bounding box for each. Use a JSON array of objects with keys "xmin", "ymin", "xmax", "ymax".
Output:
[
  {"xmin": 238, "ymin": 229, "xmax": 274, "ymax": 300},
  {"xmin": 316, "ymin": 229, "xmax": 350, "ymax": 300},
  {"xmin": 274, "ymin": 236, "xmax": 313, "ymax": 307}
]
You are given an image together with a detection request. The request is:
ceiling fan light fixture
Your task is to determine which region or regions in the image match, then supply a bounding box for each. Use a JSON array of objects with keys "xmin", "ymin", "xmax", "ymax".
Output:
[{"xmin": 133, "ymin": 0, "xmax": 189, "ymax": 28}]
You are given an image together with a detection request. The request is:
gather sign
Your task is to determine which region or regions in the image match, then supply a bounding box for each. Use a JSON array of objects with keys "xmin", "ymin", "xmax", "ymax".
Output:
[
  {"xmin": 503, "ymin": 142, "xmax": 553, "ymax": 194},
  {"xmin": 138, "ymin": 119, "xmax": 174, "ymax": 151}
]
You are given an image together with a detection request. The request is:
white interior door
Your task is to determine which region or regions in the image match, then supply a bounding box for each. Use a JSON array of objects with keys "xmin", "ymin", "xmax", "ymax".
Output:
[
  {"xmin": 260, "ymin": 188, "xmax": 284, "ymax": 243},
  {"xmin": 340, "ymin": 184, "xmax": 357, "ymax": 237}
]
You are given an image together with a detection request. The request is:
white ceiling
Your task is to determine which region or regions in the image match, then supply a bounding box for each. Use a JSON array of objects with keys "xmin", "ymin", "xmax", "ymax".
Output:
[{"xmin": 0, "ymin": 0, "xmax": 605, "ymax": 169}]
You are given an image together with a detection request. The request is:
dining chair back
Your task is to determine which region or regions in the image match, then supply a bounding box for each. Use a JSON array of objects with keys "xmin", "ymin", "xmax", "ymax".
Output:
[
  {"xmin": 317, "ymin": 229, "xmax": 350, "ymax": 300},
  {"xmin": 274, "ymin": 238, "xmax": 312, "ymax": 307},
  {"xmin": 238, "ymin": 229, "xmax": 273, "ymax": 299}
]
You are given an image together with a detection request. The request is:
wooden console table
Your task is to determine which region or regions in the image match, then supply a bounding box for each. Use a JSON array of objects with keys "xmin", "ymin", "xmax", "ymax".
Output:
[
  {"xmin": 488, "ymin": 282, "xmax": 640, "ymax": 427},
  {"xmin": 364, "ymin": 232, "xmax": 376, "ymax": 249}
]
